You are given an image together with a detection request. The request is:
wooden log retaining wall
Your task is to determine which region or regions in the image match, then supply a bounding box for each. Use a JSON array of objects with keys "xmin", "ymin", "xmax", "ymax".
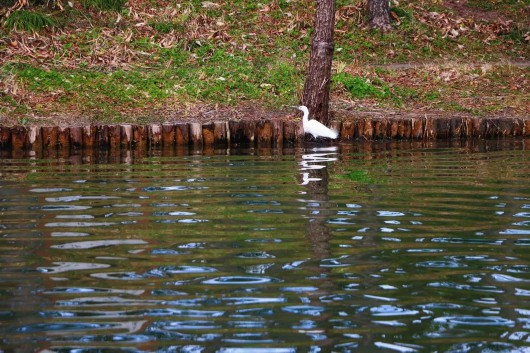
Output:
[{"xmin": 1, "ymin": 116, "xmax": 529, "ymax": 152}]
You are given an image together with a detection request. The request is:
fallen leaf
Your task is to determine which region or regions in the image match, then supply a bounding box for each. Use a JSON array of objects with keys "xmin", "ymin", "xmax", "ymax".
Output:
[{"xmin": 202, "ymin": 1, "xmax": 219, "ymax": 8}]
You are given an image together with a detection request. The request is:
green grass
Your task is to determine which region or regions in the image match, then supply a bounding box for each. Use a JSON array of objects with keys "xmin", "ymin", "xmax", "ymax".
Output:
[
  {"xmin": 334, "ymin": 73, "xmax": 389, "ymax": 99},
  {"xmin": 5, "ymin": 48, "xmax": 303, "ymax": 119},
  {"xmin": 2, "ymin": 10, "xmax": 57, "ymax": 31},
  {"xmin": 334, "ymin": 72, "xmax": 423, "ymax": 107},
  {"xmin": 81, "ymin": 0, "xmax": 126, "ymax": 12},
  {"xmin": 149, "ymin": 20, "xmax": 186, "ymax": 34}
]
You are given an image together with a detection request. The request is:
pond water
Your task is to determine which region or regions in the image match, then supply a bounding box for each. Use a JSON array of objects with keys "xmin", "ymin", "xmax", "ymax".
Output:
[{"xmin": 1, "ymin": 139, "xmax": 530, "ymax": 353}]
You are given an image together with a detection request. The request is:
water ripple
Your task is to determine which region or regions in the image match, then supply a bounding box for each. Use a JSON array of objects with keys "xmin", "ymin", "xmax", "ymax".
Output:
[
  {"xmin": 282, "ymin": 306, "xmax": 325, "ymax": 316},
  {"xmin": 237, "ymin": 251, "xmax": 275, "ymax": 259},
  {"xmin": 151, "ymin": 248, "xmax": 190, "ymax": 255},
  {"xmin": 51, "ymin": 239, "xmax": 147, "ymax": 249},
  {"xmin": 91, "ymin": 272, "xmax": 145, "ymax": 281},
  {"xmin": 30, "ymin": 188, "xmax": 72, "ymax": 193},
  {"xmin": 38, "ymin": 262, "xmax": 110, "ymax": 274},
  {"xmin": 44, "ymin": 287, "xmax": 143, "ymax": 295},
  {"xmin": 41, "ymin": 205, "xmax": 92, "ymax": 211},
  {"xmin": 143, "ymin": 186, "xmax": 208, "ymax": 192},
  {"xmin": 45, "ymin": 221, "xmax": 118, "ymax": 227},
  {"xmin": 416, "ymin": 261, "xmax": 467, "ymax": 269},
  {"xmin": 157, "ymin": 218, "xmax": 208, "ymax": 224},
  {"xmin": 427, "ymin": 282, "xmax": 504, "ymax": 293},
  {"xmin": 153, "ymin": 211, "xmax": 197, "ymax": 216},
  {"xmin": 45, "ymin": 195, "xmax": 120, "ymax": 202},
  {"xmin": 433, "ymin": 316, "xmax": 515, "ymax": 327},
  {"xmin": 223, "ymin": 297, "xmax": 285, "ymax": 305},
  {"xmin": 203, "ymin": 276, "xmax": 281, "ymax": 285},
  {"xmin": 377, "ymin": 211, "xmax": 406, "ymax": 217},
  {"xmin": 374, "ymin": 341, "xmax": 422, "ymax": 353},
  {"xmin": 281, "ymin": 286, "xmax": 319, "ymax": 293},
  {"xmin": 145, "ymin": 266, "xmax": 217, "ymax": 276},
  {"xmin": 16, "ymin": 322, "xmax": 117, "ymax": 333},
  {"xmin": 218, "ymin": 348, "xmax": 296, "ymax": 353},
  {"xmin": 51, "ymin": 231, "xmax": 90, "ymax": 237},
  {"xmin": 491, "ymin": 274, "xmax": 529, "ymax": 282},
  {"xmin": 431, "ymin": 238, "xmax": 504, "ymax": 245},
  {"xmin": 370, "ymin": 305, "xmax": 420, "ymax": 317}
]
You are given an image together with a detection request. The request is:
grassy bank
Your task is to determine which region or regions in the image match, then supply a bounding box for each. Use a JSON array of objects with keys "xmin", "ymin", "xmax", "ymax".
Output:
[{"xmin": 0, "ymin": 0, "xmax": 528, "ymax": 126}]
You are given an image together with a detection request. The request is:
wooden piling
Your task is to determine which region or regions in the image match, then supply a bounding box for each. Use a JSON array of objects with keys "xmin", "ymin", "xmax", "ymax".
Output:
[
  {"xmin": 256, "ymin": 119, "xmax": 272, "ymax": 147},
  {"xmin": 449, "ymin": 117, "xmax": 463, "ymax": 138},
  {"xmin": 190, "ymin": 122, "xmax": 203, "ymax": 148},
  {"xmin": 360, "ymin": 118, "xmax": 373, "ymax": 140},
  {"xmin": 42, "ymin": 126, "xmax": 58, "ymax": 149},
  {"xmin": 202, "ymin": 122, "xmax": 215, "ymax": 146},
  {"xmin": 82, "ymin": 125, "xmax": 95, "ymax": 149},
  {"xmin": 162, "ymin": 124, "xmax": 175, "ymax": 147},
  {"xmin": 499, "ymin": 117, "xmax": 514, "ymax": 137},
  {"xmin": 132, "ymin": 124, "xmax": 147, "ymax": 149},
  {"xmin": 513, "ymin": 118, "xmax": 524, "ymax": 137},
  {"xmin": 283, "ymin": 120, "xmax": 303, "ymax": 145},
  {"xmin": 411, "ymin": 118, "xmax": 423, "ymax": 139},
  {"xmin": 372, "ymin": 118, "xmax": 387, "ymax": 140},
  {"xmin": 96, "ymin": 125, "xmax": 109, "ymax": 149},
  {"xmin": 387, "ymin": 119, "xmax": 396, "ymax": 139},
  {"xmin": 11, "ymin": 126, "xmax": 27, "ymax": 151},
  {"xmin": 108, "ymin": 125, "xmax": 121, "ymax": 149},
  {"xmin": 523, "ymin": 118, "xmax": 530, "ymax": 137},
  {"xmin": 395, "ymin": 119, "xmax": 404, "ymax": 139},
  {"xmin": 340, "ymin": 120, "xmax": 355, "ymax": 141},
  {"xmin": 0, "ymin": 126, "xmax": 11, "ymax": 149},
  {"xmin": 175, "ymin": 123, "xmax": 189, "ymax": 146},
  {"xmin": 424, "ymin": 117, "xmax": 436, "ymax": 139},
  {"xmin": 469, "ymin": 117, "xmax": 482, "ymax": 138},
  {"xmin": 271, "ymin": 119, "xmax": 283, "ymax": 146},
  {"xmin": 2, "ymin": 114, "xmax": 530, "ymax": 152},
  {"xmin": 228, "ymin": 120, "xmax": 241, "ymax": 146},
  {"xmin": 398, "ymin": 118, "xmax": 412, "ymax": 139},
  {"xmin": 175, "ymin": 123, "xmax": 191, "ymax": 146},
  {"xmin": 28, "ymin": 126, "xmax": 43, "ymax": 153},
  {"xmin": 214, "ymin": 121, "xmax": 228, "ymax": 146},
  {"xmin": 120, "ymin": 124, "xmax": 133, "ymax": 148},
  {"xmin": 70, "ymin": 126, "xmax": 83, "ymax": 150},
  {"xmin": 483, "ymin": 118, "xmax": 497, "ymax": 138},
  {"xmin": 330, "ymin": 120, "xmax": 341, "ymax": 139},
  {"xmin": 242, "ymin": 120, "xmax": 256, "ymax": 145},
  {"xmin": 148, "ymin": 124, "xmax": 162, "ymax": 148},
  {"xmin": 229, "ymin": 120, "xmax": 255, "ymax": 146},
  {"xmin": 436, "ymin": 117, "xmax": 451, "ymax": 139},
  {"xmin": 458, "ymin": 117, "xmax": 469, "ymax": 138},
  {"xmin": 58, "ymin": 127, "xmax": 70, "ymax": 150}
]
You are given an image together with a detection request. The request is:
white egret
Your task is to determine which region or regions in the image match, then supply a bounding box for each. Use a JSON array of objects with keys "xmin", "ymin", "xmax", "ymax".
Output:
[{"xmin": 291, "ymin": 105, "xmax": 338, "ymax": 140}]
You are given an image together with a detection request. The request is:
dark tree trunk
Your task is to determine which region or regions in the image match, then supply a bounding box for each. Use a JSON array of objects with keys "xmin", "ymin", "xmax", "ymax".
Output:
[
  {"xmin": 301, "ymin": 0, "xmax": 336, "ymax": 125},
  {"xmin": 367, "ymin": 0, "xmax": 391, "ymax": 31}
]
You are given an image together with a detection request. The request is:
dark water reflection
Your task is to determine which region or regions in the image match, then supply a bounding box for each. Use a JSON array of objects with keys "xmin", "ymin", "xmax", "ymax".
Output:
[{"xmin": 1, "ymin": 139, "xmax": 530, "ymax": 352}]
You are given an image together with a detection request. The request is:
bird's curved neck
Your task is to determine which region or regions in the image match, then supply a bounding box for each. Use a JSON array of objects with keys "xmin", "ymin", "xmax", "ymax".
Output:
[{"xmin": 301, "ymin": 107, "xmax": 310, "ymax": 124}]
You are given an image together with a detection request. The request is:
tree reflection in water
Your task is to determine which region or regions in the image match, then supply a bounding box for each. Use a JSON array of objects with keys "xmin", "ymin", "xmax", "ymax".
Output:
[{"xmin": 296, "ymin": 146, "xmax": 339, "ymax": 349}]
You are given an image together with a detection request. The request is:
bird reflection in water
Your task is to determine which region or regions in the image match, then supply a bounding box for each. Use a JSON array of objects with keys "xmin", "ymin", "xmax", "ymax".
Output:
[
  {"xmin": 297, "ymin": 146, "xmax": 338, "ymax": 260},
  {"xmin": 296, "ymin": 147, "xmax": 340, "ymax": 348},
  {"xmin": 298, "ymin": 146, "xmax": 338, "ymax": 186}
]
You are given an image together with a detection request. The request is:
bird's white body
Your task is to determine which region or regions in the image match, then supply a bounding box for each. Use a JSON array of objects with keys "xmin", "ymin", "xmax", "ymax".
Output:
[{"xmin": 293, "ymin": 105, "xmax": 338, "ymax": 140}]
